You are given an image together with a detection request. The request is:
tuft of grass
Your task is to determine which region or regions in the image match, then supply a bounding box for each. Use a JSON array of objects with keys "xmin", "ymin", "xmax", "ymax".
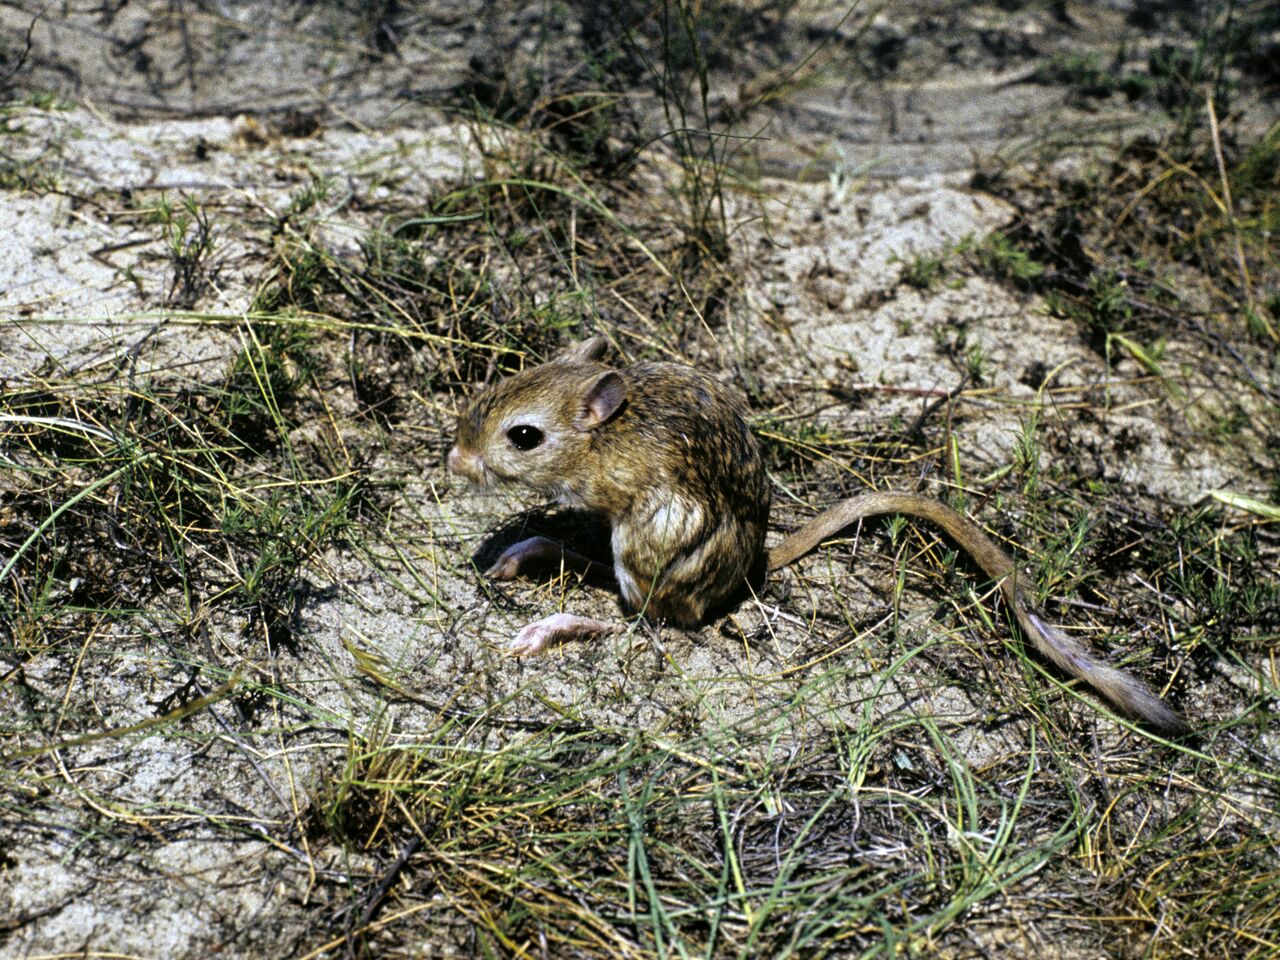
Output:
[
  {"xmin": 977, "ymin": 0, "xmax": 1280, "ymax": 364},
  {"xmin": 0, "ymin": 110, "xmax": 60, "ymax": 191},
  {"xmin": 0, "ymin": 314, "xmax": 363, "ymax": 662},
  {"xmin": 977, "ymin": 116, "xmax": 1278, "ymax": 354},
  {"xmin": 898, "ymin": 250, "xmax": 947, "ymax": 290},
  {"xmin": 1159, "ymin": 508, "xmax": 1280, "ymax": 645},
  {"xmin": 974, "ymin": 230, "xmax": 1045, "ymax": 286},
  {"xmin": 24, "ymin": 89, "xmax": 75, "ymax": 110},
  {"xmin": 1031, "ymin": 50, "xmax": 1153, "ymax": 103},
  {"xmin": 645, "ymin": 0, "xmax": 733, "ymax": 266},
  {"xmin": 305, "ymin": 663, "xmax": 1085, "ymax": 958},
  {"xmin": 149, "ymin": 194, "xmax": 220, "ymax": 309},
  {"xmin": 1012, "ymin": 411, "xmax": 1042, "ymax": 498}
]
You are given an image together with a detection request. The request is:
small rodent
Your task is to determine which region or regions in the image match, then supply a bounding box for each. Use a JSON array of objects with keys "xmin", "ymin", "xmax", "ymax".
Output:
[{"xmin": 448, "ymin": 337, "xmax": 1187, "ymax": 735}]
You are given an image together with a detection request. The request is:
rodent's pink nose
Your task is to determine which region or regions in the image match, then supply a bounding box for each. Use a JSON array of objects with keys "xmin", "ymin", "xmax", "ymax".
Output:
[{"xmin": 447, "ymin": 445, "xmax": 481, "ymax": 479}]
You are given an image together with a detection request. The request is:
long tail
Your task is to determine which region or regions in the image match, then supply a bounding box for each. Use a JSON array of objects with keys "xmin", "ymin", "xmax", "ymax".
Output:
[{"xmin": 768, "ymin": 492, "xmax": 1188, "ymax": 735}]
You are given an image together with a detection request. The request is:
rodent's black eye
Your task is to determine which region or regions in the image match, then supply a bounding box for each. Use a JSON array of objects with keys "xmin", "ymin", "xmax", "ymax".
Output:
[{"xmin": 506, "ymin": 424, "xmax": 544, "ymax": 451}]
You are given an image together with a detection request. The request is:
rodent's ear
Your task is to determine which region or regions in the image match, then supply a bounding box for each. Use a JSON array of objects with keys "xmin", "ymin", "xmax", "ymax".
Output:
[
  {"xmin": 555, "ymin": 336, "xmax": 610, "ymax": 364},
  {"xmin": 574, "ymin": 370, "xmax": 626, "ymax": 431}
]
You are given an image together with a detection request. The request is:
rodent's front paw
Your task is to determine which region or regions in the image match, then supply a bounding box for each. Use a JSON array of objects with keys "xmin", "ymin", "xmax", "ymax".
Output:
[
  {"xmin": 485, "ymin": 535, "xmax": 560, "ymax": 580},
  {"xmin": 508, "ymin": 613, "xmax": 617, "ymax": 656}
]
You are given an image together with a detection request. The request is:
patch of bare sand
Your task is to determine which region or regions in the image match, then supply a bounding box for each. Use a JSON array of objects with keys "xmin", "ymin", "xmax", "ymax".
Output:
[
  {"xmin": 737, "ymin": 175, "xmax": 1267, "ymax": 502},
  {"xmin": 1, "ymin": 107, "xmax": 483, "ymax": 382}
]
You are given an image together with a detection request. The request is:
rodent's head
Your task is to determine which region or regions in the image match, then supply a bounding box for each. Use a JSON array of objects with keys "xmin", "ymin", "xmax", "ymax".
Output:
[{"xmin": 448, "ymin": 337, "xmax": 627, "ymax": 501}]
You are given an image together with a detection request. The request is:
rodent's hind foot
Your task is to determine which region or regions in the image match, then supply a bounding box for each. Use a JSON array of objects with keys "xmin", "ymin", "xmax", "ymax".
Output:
[
  {"xmin": 487, "ymin": 535, "xmax": 606, "ymax": 582},
  {"xmin": 509, "ymin": 613, "xmax": 618, "ymax": 656},
  {"xmin": 486, "ymin": 535, "xmax": 563, "ymax": 580}
]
